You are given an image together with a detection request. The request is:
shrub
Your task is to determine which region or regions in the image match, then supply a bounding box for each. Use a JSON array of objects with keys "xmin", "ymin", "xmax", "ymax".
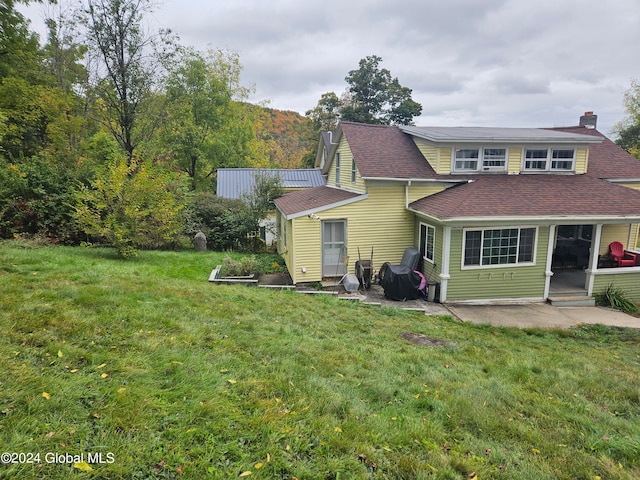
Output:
[
  {"xmin": 184, "ymin": 192, "xmax": 256, "ymax": 252},
  {"xmin": 0, "ymin": 158, "xmax": 79, "ymax": 243},
  {"xmin": 595, "ymin": 284, "xmax": 639, "ymax": 315},
  {"xmin": 73, "ymin": 157, "xmax": 185, "ymax": 257},
  {"xmin": 222, "ymin": 255, "xmax": 258, "ymax": 276}
]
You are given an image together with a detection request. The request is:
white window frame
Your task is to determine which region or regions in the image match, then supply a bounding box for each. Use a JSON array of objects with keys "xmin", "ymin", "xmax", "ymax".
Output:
[
  {"xmin": 452, "ymin": 147, "xmax": 508, "ymax": 172},
  {"xmin": 462, "ymin": 226, "xmax": 537, "ymax": 269},
  {"xmin": 523, "ymin": 147, "xmax": 575, "ymax": 172},
  {"xmin": 351, "ymin": 158, "xmax": 357, "ymax": 183},
  {"xmin": 419, "ymin": 223, "xmax": 436, "ymax": 264},
  {"xmin": 335, "ymin": 152, "xmax": 341, "ymax": 185}
]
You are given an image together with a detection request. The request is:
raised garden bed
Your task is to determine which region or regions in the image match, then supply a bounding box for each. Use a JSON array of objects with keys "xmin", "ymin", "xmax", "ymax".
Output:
[
  {"xmin": 209, "ymin": 266, "xmax": 294, "ymax": 289},
  {"xmin": 208, "ymin": 265, "xmax": 259, "ymax": 285}
]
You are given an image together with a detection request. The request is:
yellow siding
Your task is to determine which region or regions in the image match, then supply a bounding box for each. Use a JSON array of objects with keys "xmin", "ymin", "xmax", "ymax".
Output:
[
  {"xmin": 619, "ymin": 185, "xmax": 640, "ymax": 246},
  {"xmin": 619, "ymin": 183, "xmax": 640, "ymax": 191},
  {"xmin": 289, "ymin": 216, "xmax": 322, "ymax": 283},
  {"xmin": 412, "ymin": 139, "xmax": 451, "ymax": 174},
  {"xmin": 507, "ymin": 148, "xmax": 522, "ymax": 174},
  {"xmin": 600, "ymin": 224, "xmax": 634, "ymax": 255},
  {"xmin": 326, "ymin": 137, "xmax": 366, "ymax": 192},
  {"xmin": 407, "ymin": 184, "xmax": 446, "ymax": 203},
  {"xmin": 278, "ymin": 216, "xmax": 295, "ymax": 276},
  {"xmin": 575, "ymin": 147, "xmax": 588, "ymax": 173},
  {"xmin": 288, "ymin": 185, "xmax": 415, "ymax": 283}
]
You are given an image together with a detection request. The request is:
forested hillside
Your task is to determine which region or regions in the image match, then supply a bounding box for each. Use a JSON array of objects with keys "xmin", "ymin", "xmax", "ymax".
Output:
[
  {"xmin": 0, "ymin": 0, "xmax": 318, "ymax": 253},
  {"xmin": 254, "ymin": 107, "xmax": 317, "ymax": 168}
]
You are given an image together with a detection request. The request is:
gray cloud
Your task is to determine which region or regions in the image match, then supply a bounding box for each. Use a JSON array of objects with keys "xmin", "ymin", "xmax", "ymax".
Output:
[{"xmin": 20, "ymin": 0, "xmax": 640, "ymax": 135}]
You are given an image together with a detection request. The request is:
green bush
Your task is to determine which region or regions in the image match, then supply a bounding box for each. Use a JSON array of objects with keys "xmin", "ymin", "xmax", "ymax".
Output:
[
  {"xmin": 0, "ymin": 158, "xmax": 79, "ymax": 243},
  {"xmin": 595, "ymin": 284, "xmax": 639, "ymax": 314},
  {"xmin": 184, "ymin": 192, "xmax": 256, "ymax": 252},
  {"xmin": 222, "ymin": 255, "xmax": 258, "ymax": 276},
  {"xmin": 73, "ymin": 156, "xmax": 185, "ymax": 257}
]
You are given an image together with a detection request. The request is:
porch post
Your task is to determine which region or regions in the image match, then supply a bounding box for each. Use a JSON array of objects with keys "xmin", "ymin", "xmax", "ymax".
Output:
[
  {"xmin": 544, "ymin": 225, "xmax": 556, "ymax": 300},
  {"xmin": 439, "ymin": 226, "xmax": 452, "ymax": 302},
  {"xmin": 586, "ymin": 223, "xmax": 603, "ymax": 296}
]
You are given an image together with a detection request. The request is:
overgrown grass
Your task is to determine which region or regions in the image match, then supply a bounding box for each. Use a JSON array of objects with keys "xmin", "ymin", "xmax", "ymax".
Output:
[{"xmin": 1, "ymin": 243, "xmax": 639, "ymax": 479}]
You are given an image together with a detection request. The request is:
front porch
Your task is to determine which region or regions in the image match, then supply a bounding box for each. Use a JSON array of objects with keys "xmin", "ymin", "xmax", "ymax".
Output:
[{"xmin": 547, "ymin": 223, "xmax": 640, "ymax": 303}]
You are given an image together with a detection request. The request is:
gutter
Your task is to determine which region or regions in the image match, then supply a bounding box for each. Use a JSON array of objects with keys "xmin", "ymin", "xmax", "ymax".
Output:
[
  {"xmin": 361, "ymin": 176, "xmax": 465, "ymax": 184},
  {"xmin": 405, "ymin": 210, "xmax": 640, "ymax": 225}
]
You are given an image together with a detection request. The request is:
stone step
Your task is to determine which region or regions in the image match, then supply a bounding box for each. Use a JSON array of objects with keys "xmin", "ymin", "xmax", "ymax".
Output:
[{"xmin": 547, "ymin": 296, "xmax": 596, "ymax": 307}]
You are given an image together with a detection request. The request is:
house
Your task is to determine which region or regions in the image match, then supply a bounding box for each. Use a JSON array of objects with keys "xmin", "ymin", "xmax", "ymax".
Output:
[
  {"xmin": 274, "ymin": 112, "xmax": 640, "ymax": 303},
  {"xmin": 216, "ymin": 168, "xmax": 325, "ymax": 244}
]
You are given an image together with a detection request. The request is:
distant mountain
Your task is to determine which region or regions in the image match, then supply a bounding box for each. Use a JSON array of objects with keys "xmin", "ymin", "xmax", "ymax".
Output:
[{"xmin": 252, "ymin": 106, "xmax": 317, "ymax": 168}]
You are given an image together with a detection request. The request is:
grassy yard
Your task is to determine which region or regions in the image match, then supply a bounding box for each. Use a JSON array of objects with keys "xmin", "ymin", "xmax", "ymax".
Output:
[{"xmin": 0, "ymin": 243, "xmax": 639, "ymax": 479}]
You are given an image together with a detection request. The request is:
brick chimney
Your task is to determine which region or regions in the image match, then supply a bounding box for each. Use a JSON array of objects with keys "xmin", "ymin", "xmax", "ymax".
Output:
[{"xmin": 579, "ymin": 111, "xmax": 597, "ymax": 129}]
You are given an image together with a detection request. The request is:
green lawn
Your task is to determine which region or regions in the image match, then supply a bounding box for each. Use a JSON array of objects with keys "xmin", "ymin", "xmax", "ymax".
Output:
[{"xmin": 1, "ymin": 243, "xmax": 639, "ymax": 479}]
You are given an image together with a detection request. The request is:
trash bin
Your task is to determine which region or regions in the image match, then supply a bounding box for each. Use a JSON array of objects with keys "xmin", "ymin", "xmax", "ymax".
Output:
[
  {"xmin": 342, "ymin": 274, "xmax": 360, "ymax": 293},
  {"xmin": 426, "ymin": 281, "xmax": 439, "ymax": 302}
]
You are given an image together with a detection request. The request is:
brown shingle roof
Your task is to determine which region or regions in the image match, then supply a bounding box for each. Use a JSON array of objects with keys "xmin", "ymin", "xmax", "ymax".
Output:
[
  {"xmin": 274, "ymin": 185, "xmax": 364, "ymax": 217},
  {"xmin": 409, "ymin": 174, "xmax": 640, "ymax": 220},
  {"xmin": 340, "ymin": 122, "xmax": 441, "ymax": 179},
  {"xmin": 548, "ymin": 126, "xmax": 640, "ymax": 180}
]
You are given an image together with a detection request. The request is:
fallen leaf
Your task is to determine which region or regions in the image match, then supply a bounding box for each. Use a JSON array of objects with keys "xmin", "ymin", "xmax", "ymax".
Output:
[
  {"xmin": 239, "ymin": 471, "xmax": 252, "ymax": 477},
  {"xmin": 101, "ymin": 373, "xmax": 109, "ymax": 378},
  {"xmin": 42, "ymin": 392, "xmax": 51, "ymax": 400},
  {"xmin": 73, "ymin": 461, "xmax": 93, "ymax": 472},
  {"xmin": 334, "ymin": 426, "xmax": 342, "ymax": 433},
  {"xmin": 266, "ymin": 453, "xmax": 271, "ymax": 462},
  {"xmin": 96, "ymin": 363, "xmax": 107, "ymax": 369},
  {"xmin": 254, "ymin": 462, "xmax": 263, "ymax": 469},
  {"xmin": 117, "ymin": 387, "xmax": 126, "ymax": 394},
  {"xmin": 70, "ymin": 369, "xmax": 78, "ymax": 373},
  {"xmin": 45, "ymin": 431, "xmax": 55, "ymax": 438},
  {"xmin": 57, "ymin": 350, "xmax": 63, "ymax": 358},
  {"xmin": 227, "ymin": 379, "xmax": 237, "ymax": 384}
]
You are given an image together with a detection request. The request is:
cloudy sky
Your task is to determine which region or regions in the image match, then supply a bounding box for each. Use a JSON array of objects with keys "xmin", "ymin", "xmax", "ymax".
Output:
[{"xmin": 21, "ymin": 0, "xmax": 640, "ymax": 136}]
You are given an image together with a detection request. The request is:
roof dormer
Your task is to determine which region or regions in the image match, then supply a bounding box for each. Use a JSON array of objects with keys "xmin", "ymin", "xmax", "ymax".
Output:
[{"xmin": 400, "ymin": 125, "xmax": 603, "ymax": 175}]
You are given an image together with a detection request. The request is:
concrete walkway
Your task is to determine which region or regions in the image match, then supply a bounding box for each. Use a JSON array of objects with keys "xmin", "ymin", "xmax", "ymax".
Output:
[
  {"xmin": 446, "ymin": 303, "xmax": 640, "ymax": 329},
  {"xmin": 337, "ymin": 284, "xmax": 639, "ymax": 329}
]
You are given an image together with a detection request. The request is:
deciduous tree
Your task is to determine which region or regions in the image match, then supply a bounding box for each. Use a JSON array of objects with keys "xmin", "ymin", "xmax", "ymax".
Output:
[
  {"xmin": 306, "ymin": 55, "xmax": 422, "ymax": 129},
  {"xmin": 163, "ymin": 48, "xmax": 257, "ymax": 190},
  {"xmin": 614, "ymin": 79, "xmax": 640, "ymax": 159},
  {"xmin": 82, "ymin": 0, "xmax": 173, "ymax": 162}
]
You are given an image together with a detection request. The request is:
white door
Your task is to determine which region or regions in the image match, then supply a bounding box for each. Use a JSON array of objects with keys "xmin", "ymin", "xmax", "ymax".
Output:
[{"xmin": 322, "ymin": 220, "xmax": 347, "ymax": 277}]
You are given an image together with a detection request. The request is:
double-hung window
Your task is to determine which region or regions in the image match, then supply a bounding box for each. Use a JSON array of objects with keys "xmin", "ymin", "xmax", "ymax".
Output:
[
  {"xmin": 419, "ymin": 223, "xmax": 435, "ymax": 264},
  {"xmin": 335, "ymin": 153, "xmax": 341, "ymax": 184},
  {"xmin": 454, "ymin": 148, "xmax": 479, "ymax": 171},
  {"xmin": 454, "ymin": 147, "xmax": 507, "ymax": 172},
  {"xmin": 351, "ymin": 158, "xmax": 357, "ymax": 183},
  {"xmin": 524, "ymin": 148, "xmax": 575, "ymax": 172},
  {"xmin": 463, "ymin": 227, "xmax": 536, "ymax": 267},
  {"xmin": 551, "ymin": 149, "xmax": 575, "ymax": 170}
]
